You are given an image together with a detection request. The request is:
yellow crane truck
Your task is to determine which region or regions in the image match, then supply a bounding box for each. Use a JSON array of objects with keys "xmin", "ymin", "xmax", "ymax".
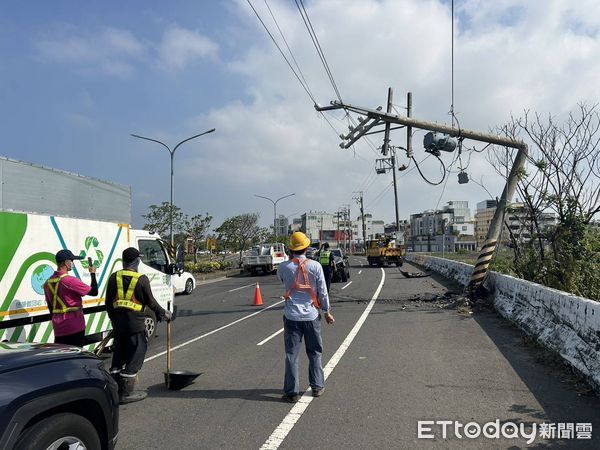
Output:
[{"xmin": 366, "ymin": 237, "xmax": 405, "ymax": 267}]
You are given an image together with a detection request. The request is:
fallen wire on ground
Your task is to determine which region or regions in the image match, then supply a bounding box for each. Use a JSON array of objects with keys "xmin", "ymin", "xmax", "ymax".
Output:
[{"xmin": 399, "ymin": 269, "xmax": 430, "ymax": 278}]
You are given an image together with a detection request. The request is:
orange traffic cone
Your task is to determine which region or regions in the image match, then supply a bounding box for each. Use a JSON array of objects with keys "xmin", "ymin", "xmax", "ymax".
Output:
[{"xmin": 253, "ymin": 282, "xmax": 264, "ymax": 306}]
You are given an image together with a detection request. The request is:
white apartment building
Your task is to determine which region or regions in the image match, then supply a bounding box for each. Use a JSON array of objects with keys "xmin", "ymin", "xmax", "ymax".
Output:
[{"xmin": 409, "ymin": 201, "xmax": 476, "ymax": 252}]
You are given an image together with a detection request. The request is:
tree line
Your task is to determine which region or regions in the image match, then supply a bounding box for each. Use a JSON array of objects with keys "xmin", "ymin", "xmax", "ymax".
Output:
[
  {"xmin": 141, "ymin": 203, "xmax": 272, "ymax": 264},
  {"xmin": 487, "ymin": 103, "xmax": 600, "ymax": 301}
]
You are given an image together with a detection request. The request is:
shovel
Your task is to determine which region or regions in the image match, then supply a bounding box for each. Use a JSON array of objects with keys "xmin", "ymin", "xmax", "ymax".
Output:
[
  {"xmin": 94, "ymin": 329, "xmax": 113, "ymax": 356},
  {"xmin": 164, "ymin": 302, "xmax": 200, "ymax": 390}
]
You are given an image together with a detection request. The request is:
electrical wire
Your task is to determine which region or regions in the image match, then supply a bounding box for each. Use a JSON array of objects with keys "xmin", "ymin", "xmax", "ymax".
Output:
[
  {"xmin": 263, "ymin": 0, "xmax": 314, "ymax": 101},
  {"xmin": 246, "ymin": 0, "xmax": 316, "ymax": 104},
  {"xmin": 399, "ymin": 154, "xmax": 431, "ymax": 178},
  {"xmin": 294, "ymin": 0, "xmax": 343, "ymax": 103},
  {"xmin": 246, "ymin": 0, "xmax": 344, "ymax": 141},
  {"xmin": 411, "ymin": 154, "xmax": 446, "ymax": 186},
  {"xmin": 365, "ymin": 182, "xmax": 393, "ymax": 210},
  {"xmin": 434, "ymin": 150, "xmax": 460, "ymax": 211},
  {"xmin": 450, "ymin": 0, "xmax": 455, "ymax": 128}
]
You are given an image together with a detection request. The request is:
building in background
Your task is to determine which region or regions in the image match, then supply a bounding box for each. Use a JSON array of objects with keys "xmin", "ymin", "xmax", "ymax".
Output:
[
  {"xmin": 300, "ymin": 211, "xmax": 351, "ymax": 247},
  {"xmin": 385, "ymin": 220, "xmax": 410, "ymax": 244},
  {"xmin": 289, "ymin": 218, "xmax": 302, "ymax": 234},
  {"xmin": 409, "ymin": 201, "xmax": 476, "ymax": 252},
  {"xmin": 474, "ymin": 200, "xmax": 556, "ymax": 248},
  {"xmin": 352, "ymin": 214, "xmax": 385, "ymax": 243},
  {"xmin": 274, "ymin": 214, "xmax": 288, "ymax": 238}
]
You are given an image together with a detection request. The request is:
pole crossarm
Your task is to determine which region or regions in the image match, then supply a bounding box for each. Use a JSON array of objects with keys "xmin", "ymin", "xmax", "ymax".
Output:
[
  {"xmin": 342, "ymin": 118, "xmax": 383, "ymax": 149},
  {"xmin": 315, "ymin": 101, "xmax": 526, "ymax": 150}
]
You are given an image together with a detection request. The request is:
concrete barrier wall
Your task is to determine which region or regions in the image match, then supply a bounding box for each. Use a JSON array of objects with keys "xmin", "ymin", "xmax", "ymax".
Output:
[{"xmin": 405, "ymin": 253, "xmax": 600, "ymax": 393}]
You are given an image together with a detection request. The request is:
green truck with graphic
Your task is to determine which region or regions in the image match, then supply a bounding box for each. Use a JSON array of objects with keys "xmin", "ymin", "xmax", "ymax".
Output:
[{"xmin": 0, "ymin": 156, "xmax": 177, "ymax": 350}]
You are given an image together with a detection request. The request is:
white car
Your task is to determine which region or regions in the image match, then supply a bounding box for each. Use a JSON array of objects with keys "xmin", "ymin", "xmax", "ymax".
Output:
[{"xmin": 172, "ymin": 271, "xmax": 196, "ymax": 295}]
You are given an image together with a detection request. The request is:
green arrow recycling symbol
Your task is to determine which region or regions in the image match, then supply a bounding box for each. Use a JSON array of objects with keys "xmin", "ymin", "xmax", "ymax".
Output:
[{"xmin": 79, "ymin": 236, "xmax": 104, "ymax": 268}]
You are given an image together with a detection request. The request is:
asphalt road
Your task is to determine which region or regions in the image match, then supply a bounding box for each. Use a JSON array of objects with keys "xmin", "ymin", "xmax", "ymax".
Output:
[{"xmin": 115, "ymin": 258, "xmax": 600, "ymax": 449}]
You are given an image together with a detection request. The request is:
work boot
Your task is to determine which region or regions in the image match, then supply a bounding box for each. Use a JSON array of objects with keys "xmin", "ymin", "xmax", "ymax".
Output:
[{"xmin": 120, "ymin": 375, "xmax": 148, "ymax": 404}]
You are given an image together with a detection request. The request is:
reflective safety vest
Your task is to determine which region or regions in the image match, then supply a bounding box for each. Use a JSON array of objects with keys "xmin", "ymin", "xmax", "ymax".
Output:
[
  {"xmin": 114, "ymin": 270, "xmax": 144, "ymax": 312},
  {"xmin": 319, "ymin": 251, "xmax": 331, "ymax": 266},
  {"xmin": 46, "ymin": 274, "xmax": 82, "ymax": 314},
  {"xmin": 283, "ymin": 258, "xmax": 321, "ymax": 309}
]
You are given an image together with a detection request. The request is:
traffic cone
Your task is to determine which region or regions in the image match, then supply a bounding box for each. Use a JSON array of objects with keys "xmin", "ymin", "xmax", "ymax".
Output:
[{"xmin": 253, "ymin": 282, "xmax": 264, "ymax": 306}]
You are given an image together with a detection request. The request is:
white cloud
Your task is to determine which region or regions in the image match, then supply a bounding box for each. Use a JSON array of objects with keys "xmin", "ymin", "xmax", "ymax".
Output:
[
  {"xmin": 34, "ymin": 24, "xmax": 218, "ymax": 77},
  {"xmin": 172, "ymin": 0, "xmax": 600, "ymax": 226},
  {"xmin": 35, "ymin": 27, "xmax": 145, "ymax": 77},
  {"xmin": 157, "ymin": 26, "xmax": 218, "ymax": 71}
]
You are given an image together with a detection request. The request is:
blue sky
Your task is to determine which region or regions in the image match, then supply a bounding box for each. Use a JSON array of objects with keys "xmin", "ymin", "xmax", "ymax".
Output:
[{"xmin": 2, "ymin": 0, "xmax": 600, "ymax": 229}]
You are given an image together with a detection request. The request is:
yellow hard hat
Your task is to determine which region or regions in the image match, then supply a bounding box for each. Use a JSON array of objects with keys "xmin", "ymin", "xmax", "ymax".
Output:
[{"xmin": 289, "ymin": 231, "xmax": 311, "ymax": 251}]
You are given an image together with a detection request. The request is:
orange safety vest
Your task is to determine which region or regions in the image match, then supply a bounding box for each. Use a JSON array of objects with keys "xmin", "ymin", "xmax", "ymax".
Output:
[
  {"xmin": 46, "ymin": 274, "xmax": 82, "ymax": 314},
  {"xmin": 284, "ymin": 258, "xmax": 321, "ymax": 309}
]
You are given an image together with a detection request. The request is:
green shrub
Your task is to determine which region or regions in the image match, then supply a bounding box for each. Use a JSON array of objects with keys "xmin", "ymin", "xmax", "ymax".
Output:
[{"xmin": 218, "ymin": 260, "xmax": 232, "ymax": 270}]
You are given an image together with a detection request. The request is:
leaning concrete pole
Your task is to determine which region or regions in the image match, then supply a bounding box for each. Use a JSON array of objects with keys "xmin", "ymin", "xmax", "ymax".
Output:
[
  {"xmin": 315, "ymin": 100, "xmax": 528, "ymax": 297},
  {"xmin": 469, "ymin": 142, "xmax": 528, "ymax": 296}
]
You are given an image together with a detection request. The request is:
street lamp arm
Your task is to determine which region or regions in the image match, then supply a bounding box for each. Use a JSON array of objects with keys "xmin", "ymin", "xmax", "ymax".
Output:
[
  {"xmin": 130, "ymin": 134, "xmax": 172, "ymax": 153},
  {"xmin": 172, "ymin": 128, "xmax": 216, "ymax": 154},
  {"xmin": 254, "ymin": 194, "xmax": 276, "ymax": 205},
  {"xmin": 274, "ymin": 192, "xmax": 296, "ymax": 205}
]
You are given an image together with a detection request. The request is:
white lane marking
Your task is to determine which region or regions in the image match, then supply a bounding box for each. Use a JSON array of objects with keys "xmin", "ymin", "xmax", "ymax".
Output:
[
  {"xmin": 358, "ymin": 270, "xmax": 362, "ymax": 275},
  {"xmin": 257, "ymin": 328, "xmax": 284, "ymax": 346},
  {"xmin": 341, "ymin": 281, "xmax": 353, "ymax": 290},
  {"xmin": 228, "ymin": 283, "xmax": 255, "ymax": 292},
  {"xmin": 261, "ymin": 268, "xmax": 386, "ymax": 450},
  {"xmin": 144, "ymin": 300, "xmax": 284, "ymax": 363},
  {"xmin": 196, "ymin": 276, "xmax": 228, "ymax": 286}
]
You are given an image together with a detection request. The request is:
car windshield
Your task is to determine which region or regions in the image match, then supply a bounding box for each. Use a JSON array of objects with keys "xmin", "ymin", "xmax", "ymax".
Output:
[{"xmin": 331, "ymin": 249, "xmax": 343, "ymax": 257}]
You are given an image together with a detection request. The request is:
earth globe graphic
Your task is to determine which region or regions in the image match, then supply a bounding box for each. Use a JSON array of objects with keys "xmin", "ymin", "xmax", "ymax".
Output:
[{"xmin": 31, "ymin": 264, "xmax": 54, "ymax": 295}]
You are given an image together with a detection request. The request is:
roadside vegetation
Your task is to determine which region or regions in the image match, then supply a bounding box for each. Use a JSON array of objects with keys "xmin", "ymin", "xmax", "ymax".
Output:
[
  {"xmin": 430, "ymin": 104, "xmax": 600, "ymax": 302},
  {"xmin": 143, "ymin": 205, "xmax": 274, "ymax": 274}
]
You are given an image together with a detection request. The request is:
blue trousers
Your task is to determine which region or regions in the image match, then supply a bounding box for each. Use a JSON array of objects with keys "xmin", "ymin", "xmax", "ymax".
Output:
[{"xmin": 283, "ymin": 315, "xmax": 324, "ymax": 395}]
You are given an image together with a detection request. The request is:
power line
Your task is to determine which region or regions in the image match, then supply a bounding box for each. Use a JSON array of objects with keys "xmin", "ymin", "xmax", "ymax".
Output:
[
  {"xmin": 294, "ymin": 0, "xmax": 343, "ymax": 103},
  {"xmin": 365, "ymin": 182, "xmax": 393, "ymax": 210},
  {"xmin": 263, "ymin": 0, "xmax": 314, "ymax": 101},
  {"xmin": 246, "ymin": 0, "xmax": 315, "ymax": 104},
  {"xmin": 246, "ymin": 0, "xmax": 343, "ymax": 141}
]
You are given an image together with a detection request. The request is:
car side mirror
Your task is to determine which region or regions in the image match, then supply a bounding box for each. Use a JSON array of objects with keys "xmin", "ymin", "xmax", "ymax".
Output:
[{"xmin": 167, "ymin": 263, "xmax": 178, "ymax": 275}]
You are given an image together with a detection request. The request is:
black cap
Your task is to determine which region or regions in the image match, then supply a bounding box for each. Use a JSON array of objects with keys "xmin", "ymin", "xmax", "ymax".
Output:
[
  {"xmin": 122, "ymin": 247, "xmax": 141, "ymax": 264},
  {"xmin": 55, "ymin": 249, "xmax": 84, "ymax": 264}
]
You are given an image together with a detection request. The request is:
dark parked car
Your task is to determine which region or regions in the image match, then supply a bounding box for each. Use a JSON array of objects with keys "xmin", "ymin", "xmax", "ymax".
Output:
[
  {"xmin": 0, "ymin": 343, "xmax": 119, "ymax": 450},
  {"xmin": 331, "ymin": 249, "xmax": 350, "ymax": 282}
]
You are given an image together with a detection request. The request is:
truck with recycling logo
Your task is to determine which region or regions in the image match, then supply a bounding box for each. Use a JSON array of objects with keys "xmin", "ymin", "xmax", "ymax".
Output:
[{"xmin": 0, "ymin": 156, "xmax": 177, "ymax": 350}]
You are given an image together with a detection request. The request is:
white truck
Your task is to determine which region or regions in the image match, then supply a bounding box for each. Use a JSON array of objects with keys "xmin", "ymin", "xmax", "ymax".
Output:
[
  {"xmin": 242, "ymin": 243, "xmax": 288, "ymax": 275},
  {"xmin": 0, "ymin": 156, "xmax": 177, "ymax": 350}
]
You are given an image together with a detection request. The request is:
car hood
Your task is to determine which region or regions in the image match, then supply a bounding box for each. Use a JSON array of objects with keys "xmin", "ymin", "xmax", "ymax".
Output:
[{"xmin": 0, "ymin": 343, "xmax": 91, "ymax": 372}]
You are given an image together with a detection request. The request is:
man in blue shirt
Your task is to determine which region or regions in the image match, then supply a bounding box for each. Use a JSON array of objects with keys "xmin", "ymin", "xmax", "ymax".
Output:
[{"xmin": 278, "ymin": 231, "xmax": 335, "ymax": 403}]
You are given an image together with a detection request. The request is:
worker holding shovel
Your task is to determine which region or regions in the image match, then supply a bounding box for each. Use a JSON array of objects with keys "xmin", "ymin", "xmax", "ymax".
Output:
[{"xmin": 106, "ymin": 247, "xmax": 172, "ymax": 404}]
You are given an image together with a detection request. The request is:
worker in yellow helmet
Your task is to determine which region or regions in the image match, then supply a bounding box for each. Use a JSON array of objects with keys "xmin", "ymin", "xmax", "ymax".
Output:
[{"xmin": 278, "ymin": 231, "xmax": 334, "ymax": 403}]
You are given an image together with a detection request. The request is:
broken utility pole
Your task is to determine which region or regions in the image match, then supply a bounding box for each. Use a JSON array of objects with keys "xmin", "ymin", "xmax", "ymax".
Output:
[
  {"xmin": 353, "ymin": 191, "xmax": 367, "ymax": 251},
  {"xmin": 316, "ymin": 95, "xmax": 528, "ymax": 299}
]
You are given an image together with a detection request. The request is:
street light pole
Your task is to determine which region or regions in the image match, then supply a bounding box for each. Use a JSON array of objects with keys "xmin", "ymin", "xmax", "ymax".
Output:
[
  {"xmin": 131, "ymin": 128, "xmax": 216, "ymax": 247},
  {"xmin": 254, "ymin": 193, "xmax": 296, "ymax": 242}
]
